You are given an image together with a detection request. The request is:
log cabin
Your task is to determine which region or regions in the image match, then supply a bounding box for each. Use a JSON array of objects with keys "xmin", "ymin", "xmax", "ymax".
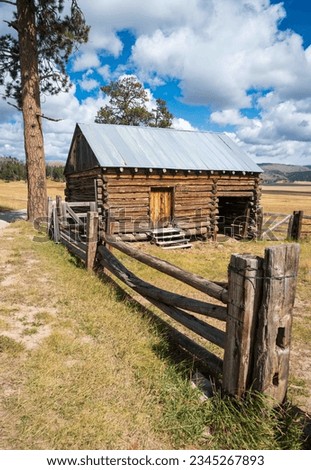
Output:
[{"xmin": 64, "ymin": 123, "xmax": 262, "ymax": 245}]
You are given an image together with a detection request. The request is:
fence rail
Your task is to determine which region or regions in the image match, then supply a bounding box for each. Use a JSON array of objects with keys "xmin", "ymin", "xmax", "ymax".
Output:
[
  {"xmin": 49, "ymin": 197, "xmax": 300, "ymax": 403},
  {"xmin": 259, "ymin": 210, "xmax": 309, "ymax": 241},
  {"xmin": 48, "ymin": 197, "xmax": 99, "ymax": 269},
  {"xmin": 301, "ymin": 213, "xmax": 311, "ymax": 238}
]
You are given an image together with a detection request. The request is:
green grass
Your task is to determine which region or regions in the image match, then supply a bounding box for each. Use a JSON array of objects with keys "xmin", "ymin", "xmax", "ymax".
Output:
[{"xmin": 0, "ymin": 221, "xmax": 307, "ymax": 449}]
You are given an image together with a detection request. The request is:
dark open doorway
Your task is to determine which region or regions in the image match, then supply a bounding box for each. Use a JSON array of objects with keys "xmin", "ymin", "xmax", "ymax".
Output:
[{"xmin": 218, "ymin": 196, "xmax": 251, "ymax": 239}]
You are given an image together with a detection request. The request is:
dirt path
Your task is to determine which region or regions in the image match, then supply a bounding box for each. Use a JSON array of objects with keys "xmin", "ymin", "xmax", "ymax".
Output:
[{"xmin": 0, "ymin": 209, "xmax": 26, "ymax": 232}]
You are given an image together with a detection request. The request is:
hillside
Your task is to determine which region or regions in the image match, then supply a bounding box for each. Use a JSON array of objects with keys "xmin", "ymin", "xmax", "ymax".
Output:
[{"xmin": 260, "ymin": 163, "xmax": 311, "ymax": 183}]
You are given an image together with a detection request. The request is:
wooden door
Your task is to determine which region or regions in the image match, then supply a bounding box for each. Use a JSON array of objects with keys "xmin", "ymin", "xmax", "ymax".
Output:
[{"xmin": 150, "ymin": 188, "xmax": 173, "ymax": 227}]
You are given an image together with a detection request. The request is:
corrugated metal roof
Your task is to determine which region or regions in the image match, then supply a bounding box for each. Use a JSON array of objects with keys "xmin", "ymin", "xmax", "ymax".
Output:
[{"xmin": 77, "ymin": 123, "xmax": 262, "ymax": 173}]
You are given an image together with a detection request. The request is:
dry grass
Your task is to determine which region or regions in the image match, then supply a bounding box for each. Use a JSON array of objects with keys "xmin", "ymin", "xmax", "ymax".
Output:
[
  {"xmin": 0, "ymin": 222, "xmax": 176, "ymax": 449},
  {"xmin": 0, "ymin": 180, "xmax": 65, "ymax": 211},
  {"xmin": 0, "ymin": 180, "xmax": 309, "ymax": 449},
  {"xmin": 0, "ymin": 222, "xmax": 305, "ymax": 450},
  {"xmin": 262, "ymin": 184, "xmax": 311, "ymax": 214}
]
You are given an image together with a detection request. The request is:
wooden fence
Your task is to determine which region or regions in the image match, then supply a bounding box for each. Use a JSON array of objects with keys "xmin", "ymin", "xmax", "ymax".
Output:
[
  {"xmin": 259, "ymin": 210, "xmax": 309, "ymax": 241},
  {"xmin": 49, "ymin": 198, "xmax": 300, "ymax": 403},
  {"xmin": 301, "ymin": 213, "xmax": 311, "ymax": 238},
  {"xmin": 48, "ymin": 197, "xmax": 99, "ymax": 270}
]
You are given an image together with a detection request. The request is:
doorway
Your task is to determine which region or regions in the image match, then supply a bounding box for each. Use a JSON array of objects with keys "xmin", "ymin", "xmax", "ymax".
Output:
[
  {"xmin": 150, "ymin": 188, "xmax": 173, "ymax": 228},
  {"xmin": 218, "ymin": 196, "xmax": 251, "ymax": 238}
]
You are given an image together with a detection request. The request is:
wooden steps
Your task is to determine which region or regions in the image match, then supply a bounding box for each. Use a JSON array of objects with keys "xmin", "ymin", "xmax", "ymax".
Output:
[{"xmin": 148, "ymin": 226, "xmax": 192, "ymax": 249}]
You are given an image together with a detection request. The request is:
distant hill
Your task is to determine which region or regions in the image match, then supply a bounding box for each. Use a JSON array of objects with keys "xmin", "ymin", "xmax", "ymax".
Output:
[{"xmin": 259, "ymin": 163, "xmax": 311, "ymax": 183}]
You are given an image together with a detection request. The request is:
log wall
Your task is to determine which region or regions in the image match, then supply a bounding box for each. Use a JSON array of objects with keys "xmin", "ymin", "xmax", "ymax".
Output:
[
  {"xmin": 65, "ymin": 168, "xmax": 261, "ymax": 239},
  {"xmin": 65, "ymin": 168, "xmax": 104, "ymax": 214}
]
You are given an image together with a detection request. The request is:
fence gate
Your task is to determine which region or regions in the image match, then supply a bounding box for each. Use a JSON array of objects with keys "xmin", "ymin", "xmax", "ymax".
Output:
[
  {"xmin": 260, "ymin": 212, "xmax": 292, "ymax": 240},
  {"xmin": 48, "ymin": 197, "xmax": 99, "ymax": 268}
]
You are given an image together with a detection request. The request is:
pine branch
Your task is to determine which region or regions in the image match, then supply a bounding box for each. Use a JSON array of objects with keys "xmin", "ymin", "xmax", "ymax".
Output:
[
  {"xmin": 4, "ymin": 19, "xmax": 19, "ymax": 32},
  {"xmin": 7, "ymin": 102, "xmax": 62, "ymax": 122},
  {"xmin": 7, "ymin": 100, "xmax": 21, "ymax": 112},
  {"xmin": 0, "ymin": 1, "xmax": 16, "ymax": 6},
  {"xmin": 37, "ymin": 112, "xmax": 62, "ymax": 122}
]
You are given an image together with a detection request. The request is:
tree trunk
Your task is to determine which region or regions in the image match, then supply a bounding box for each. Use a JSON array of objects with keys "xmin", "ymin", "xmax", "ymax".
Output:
[{"xmin": 17, "ymin": 0, "xmax": 47, "ymax": 222}]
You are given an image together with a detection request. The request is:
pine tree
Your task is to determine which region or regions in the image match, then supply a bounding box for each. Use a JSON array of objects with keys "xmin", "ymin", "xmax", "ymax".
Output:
[
  {"xmin": 0, "ymin": 1, "xmax": 89, "ymax": 221},
  {"xmin": 150, "ymin": 98, "xmax": 173, "ymax": 128},
  {"xmin": 95, "ymin": 76, "xmax": 173, "ymax": 128}
]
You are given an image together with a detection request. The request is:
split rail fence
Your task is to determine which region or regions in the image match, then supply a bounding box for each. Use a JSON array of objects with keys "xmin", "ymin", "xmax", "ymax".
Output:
[{"xmin": 49, "ymin": 197, "xmax": 300, "ymax": 403}]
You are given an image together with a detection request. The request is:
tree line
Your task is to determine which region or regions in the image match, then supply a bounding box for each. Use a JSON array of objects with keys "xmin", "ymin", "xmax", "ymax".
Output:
[{"xmin": 0, "ymin": 157, "xmax": 65, "ymax": 182}]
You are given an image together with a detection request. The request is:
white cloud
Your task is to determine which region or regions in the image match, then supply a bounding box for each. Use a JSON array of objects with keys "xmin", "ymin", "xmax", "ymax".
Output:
[
  {"xmin": 72, "ymin": 52, "xmax": 101, "ymax": 72},
  {"xmin": 2, "ymin": 0, "xmax": 311, "ymax": 165},
  {"xmin": 231, "ymin": 95, "xmax": 311, "ymax": 145},
  {"xmin": 224, "ymin": 94, "xmax": 311, "ymax": 164},
  {"xmin": 130, "ymin": 0, "xmax": 298, "ymax": 108},
  {"xmin": 0, "ymin": 119, "xmax": 24, "ymax": 159},
  {"xmin": 79, "ymin": 77, "xmax": 100, "ymax": 92},
  {"xmin": 98, "ymin": 65, "xmax": 111, "ymax": 81},
  {"xmin": 172, "ymin": 118, "xmax": 197, "ymax": 131},
  {"xmin": 211, "ymin": 109, "xmax": 253, "ymax": 127}
]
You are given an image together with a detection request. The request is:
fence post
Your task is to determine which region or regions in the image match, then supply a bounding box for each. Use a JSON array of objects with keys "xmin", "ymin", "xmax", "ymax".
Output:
[
  {"xmin": 52, "ymin": 201, "xmax": 60, "ymax": 243},
  {"xmin": 86, "ymin": 211, "xmax": 99, "ymax": 271},
  {"xmin": 56, "ymin": 195, "xmax": 62, "ymax": 217},
  {"xmin": 252, "ymin": 244, "xmax": 300, "ymax": 403},
  {"xmin": 47, "ymin": 197, "xmax": 53, "ymax": 236},
  {"xmin": 287, "ymin": 214, "xmax": 294, "ymax": 239},
  {"xmin": 222, "ymin": 254, "xmax": 263, "ymax": 397},
  {"xmin": 291, "ymin": 211, "xmax": 303, "ymax": 241},
  {"xmin": 257, "ymin": 207, "xmax": 264, "ymax": 240}
]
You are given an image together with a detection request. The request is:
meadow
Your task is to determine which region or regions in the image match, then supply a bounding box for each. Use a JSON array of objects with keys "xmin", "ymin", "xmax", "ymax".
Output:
[
  {"xmin": 261, "ymin": 183, "xmax": 311, "ymax": 213},
  {"xmin": 0, "ymin": 180, "xmax": 65, "ymax": 212},
  {"xmin": 0, "ymin": 180, "xmax": 310, "ymax": 449}
]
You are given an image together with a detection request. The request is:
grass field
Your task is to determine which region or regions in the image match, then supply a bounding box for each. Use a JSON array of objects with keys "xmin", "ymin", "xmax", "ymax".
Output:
[
  {"xmin": 0, "ymin": 180, "xmax": 65, "ymax": 212},
  {"xmin": 0, "ymin": 180, "xmax": 310, "ymax": 449},
  {"xmin": 261, "ymin": 183, "xmax": 311, "ymax": 213},
  {"xmin": 0, "ymin": 222, "xmax": 306, "ymax": 450}
]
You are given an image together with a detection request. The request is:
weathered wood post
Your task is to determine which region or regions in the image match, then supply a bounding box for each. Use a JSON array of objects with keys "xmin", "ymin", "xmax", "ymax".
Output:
[
  {"xmin": 86, "ymin": 211, "xmax": 99, "ymax": 271},
  {"xmin": 257, "ymin": 207, "xmax": 264, "ymax": 240},
  {"xmin": 56, "ymin": 195, "xmax": 62, "ymax": 217},
  {"xmin": 52, "ymin": 201, "xmax": 60, "ymax": 243},
  {"xmin": 291, "ymin": 211, "xmax": 303, "ymax": 241},
  {"xmin": 60, "ymin": 200, "xmax": 67, "ymax": 227},
  {"xmin": 47, "ymin": 197, "xmax": 53, "ymax": 236},
  {"xmin": 89, "ymin": 201, "xmax": 97, "ymax": 212},
  {"xmin": 252, "ymin": 244, "xmax": 300, "ymax": 403},
  {"xmin": 241, "ymin": 205, "xmax": 251, "ymax": 239},
  {"xmin": 223, "ymin": 254, "xmax": 263, "ymax": 397}
]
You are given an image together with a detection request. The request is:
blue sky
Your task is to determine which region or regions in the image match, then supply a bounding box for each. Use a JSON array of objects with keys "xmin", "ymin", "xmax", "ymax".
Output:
[{"xmin": 1, "ymin": 0, "xmax": 311, "ymax": 166}]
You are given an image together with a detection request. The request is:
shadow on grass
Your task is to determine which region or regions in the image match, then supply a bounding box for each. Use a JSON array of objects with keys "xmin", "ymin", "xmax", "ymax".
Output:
[
  {"xmin": 94, "ymin": 264, "xmax": 310, "ymax": 449},
  {"xmin": 52, "ymin": 241, "xmax": 309, "ymax": 449},
  {"xmin": 96, "ymin": 266, "xmax": 222, "ymax": 379}
]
